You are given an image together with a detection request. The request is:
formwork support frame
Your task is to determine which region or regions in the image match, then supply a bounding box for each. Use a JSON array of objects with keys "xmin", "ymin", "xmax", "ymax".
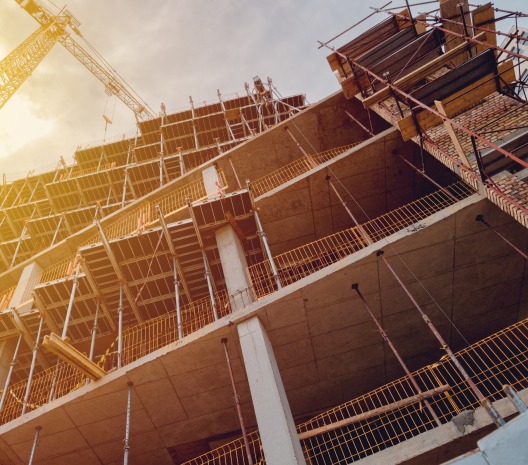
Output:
[
  {"xmin": 188, "ymin": 202, "xmax": 219, "ymax": 321},
  {"xmin": 81, "ymin": 259, "xmax": 117, "ymax": 332},
  {"xmin": 156, "ymin": 205, "xmax": 190, "ymax": 339},
  {"xmin": 96, "ymin": 221, "xmax": 143, "ymax": 323}
]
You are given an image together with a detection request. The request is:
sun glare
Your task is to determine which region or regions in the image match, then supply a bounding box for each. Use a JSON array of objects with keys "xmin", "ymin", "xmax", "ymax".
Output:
[{"xmin": 0, "ymin": 93, "xmax": 54, "ymax": 162}]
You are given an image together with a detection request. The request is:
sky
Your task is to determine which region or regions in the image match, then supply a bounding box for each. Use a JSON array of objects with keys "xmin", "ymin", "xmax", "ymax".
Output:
[{"xmin": 0, "ymin": 0, "xmax": 526, "ymax": 180}]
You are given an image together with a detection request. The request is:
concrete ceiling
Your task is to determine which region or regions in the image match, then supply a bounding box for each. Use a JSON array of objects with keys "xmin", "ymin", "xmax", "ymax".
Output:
[{"xmin": 0, "ymin": 192, "xmax": 526, "ymax": 465}]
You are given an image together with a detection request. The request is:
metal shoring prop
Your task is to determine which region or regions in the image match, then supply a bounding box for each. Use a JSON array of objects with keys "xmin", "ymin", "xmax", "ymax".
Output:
[
  {"xmin": 85, "ymin": 299, "xmax": 101, "ymax": 386},
  {"xmin": 475, "ymin": 215, "xmax": 528, "ymax": 261},
  {"xmin": 188, "ymin": 200, "xmax": 219, "ymax": 321},
  {"xmin": 248, "ymin": 181, "xmax": 282, "ymax": 292},
  {"xmin": 325, "ymin": 169, "xmax": 505, "ymax": 427},
  {"xmin": 283, "ymin": 126, "xmax": 317, "ymax": 169},
  {"xmin": 123, "ymin": 381, "xmax": 133, "ymax": 465},
  {"xmin": 392, "ymin": 150, "xmax": 460, "ymax": 202},
  {"xmin": 0, "ymin": 332, "xmax": 23, "ymax": 413},
  {"xmin": 155, "ymin": 204, "xmax": 186, "ymax": 339},
  {"xmin": 62, "ymin": 257, "xmax": 82, "ymax": 339},
  {"xmin": 351, "ymin": 284, "xmax": 442, "ymax": 426},
  {"xmin": 221, "ymin": 338, "xmax": 254, "ymax": 465},
  {"xmin": 118, "ymin": 281, "xmax": 124, "ymax": 369},
  {"xmin": 22, "ymin": 316, "xmax": 44, "ymax": 415},
  {"xmin": 27, "ymin": 426, "xmax": 42, "ymax": 465},
  {"xmin": 376, "ymin": 250, "xmax": 505, "ymax": 427}
]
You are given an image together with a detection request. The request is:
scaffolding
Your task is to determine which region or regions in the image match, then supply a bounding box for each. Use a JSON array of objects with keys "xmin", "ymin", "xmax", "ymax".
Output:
[{"xmin": 323, "ymin": 0, "xmax": 528, "ymax": 228}]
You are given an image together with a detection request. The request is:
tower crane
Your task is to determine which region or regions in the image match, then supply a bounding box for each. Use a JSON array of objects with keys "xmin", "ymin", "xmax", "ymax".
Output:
[{"xmin": 0, "ymin": 0, "xmax": 155, "ymax": 120}]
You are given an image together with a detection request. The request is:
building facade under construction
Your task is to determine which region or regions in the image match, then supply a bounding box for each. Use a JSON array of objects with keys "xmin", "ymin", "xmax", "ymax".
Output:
[{"xmin": 0, "ymin": 1, "xmax": 527, "ymax": 464}]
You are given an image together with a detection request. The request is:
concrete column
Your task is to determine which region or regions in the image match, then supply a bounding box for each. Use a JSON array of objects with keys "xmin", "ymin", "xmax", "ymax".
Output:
[
  {"xmin": 0, "ymin": 261, "xmax": 42, "ymax": 385},
  {"xmin": 10, "ymin": 261, "xmax": 42, "ymax": 314},
  {"xmin": 202, "ymin": 165, "xmax": 254, "ymax": 310},
  {"xmin": 238, "ymin": 317, "xmax": 307, "ymax": 465},
  {"xmin": 216, "ymin": 224, "xmax": 254, "ymax": 310},
  {"xmin": 202, "ymin": 166, "xmax": 221, "ymax": 198}
]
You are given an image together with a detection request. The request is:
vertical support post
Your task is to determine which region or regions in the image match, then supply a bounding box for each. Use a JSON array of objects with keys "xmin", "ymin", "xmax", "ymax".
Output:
[
  {"xmin": 122, "ymin": 170, "xmax": 129, "ymax": 208},
  {"xmin": 10, "ymin": 223, "xmax": 29, "ymax": 268},
  {"xmin": 352, "ymin": 284, "xmax": 441, "ymax": 426},
  {"xmin": 253, "ymin": 207, "xmax": 282, "ymax": 290},
  {"xmin": 0, "ymin": 333, "xmax": 23, "ymax": 413},
  {"xmin": 178, "ymin": 147, "xmax": 185, "ymax": 176},
  {"xmin": 50, "ymin": 215, "xmax": 63, "ymax": 247},
  {"xmin": 27, "ymin": 426, "xmax": 42, "ymax": 465},
  {"xmin": 118, "ymin": 281, "xmax": 124, "ymax": 369},
  {"xmin": 123, "ymin": 381, "xmax": 133, "ymax": 465},
  {"xmin": 89, "ymin": 299, "xmax": 100, "ymax": 361},
  {"xmin": 221, "ymin": 338, "xmax": 254, "ymax": 465},
  {"xmin": 503, "ymin": 385, "xmax": 528, "ymax": 413},
  {"xmin": 202, "ymin": 250, "xmax": 218, "ymax": 321},
  {"xmin": 376, "ymin": 250, "xmax": 505, "ymax": 427},
  {"xmin": 62, "ymin": 257, "xmax": 82, "ymax": 339},
  {"xmin": 22, "ymin": 316, "xmax": 44, "ymax": 415},
  {"xmin": 173, "ymin": 256, "xmax": 182, "ymax": 340}
]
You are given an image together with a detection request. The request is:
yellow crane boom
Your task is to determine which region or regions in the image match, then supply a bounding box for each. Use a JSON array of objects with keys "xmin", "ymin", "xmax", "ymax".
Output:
[{"xmin": 0, "ymin": 0, "xmax": 155, "ymax": 120}]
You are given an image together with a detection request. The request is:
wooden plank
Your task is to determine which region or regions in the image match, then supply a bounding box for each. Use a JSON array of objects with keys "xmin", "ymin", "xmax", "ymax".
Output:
[
  {"xmin": 472, "ymin": 3, "xmax": 497, "ymax": 49},
  {"xmin": 298, "ymin": 385, "xmax": 451, "ymax": 440},
  {"xmin": 363, "ymin": 32, "xmax": 487, "ymax": 108},
  {"xmin": 398, "ymin": 59, "xmax": 515, "ymax": 140},
  {"xmin": 440, "ymin": 0, "xmax": 470, "ymax": 67},
  {"xmin": 415, "ymin": 14, "xmax": 427, "ymax": 35},
  {"xmin": 43, "ymin": 332, "xmax": 106, "ymax": 380},
  {"xmin": 435, "ymin": 100, "xmax": 471, "ymax": 167}
]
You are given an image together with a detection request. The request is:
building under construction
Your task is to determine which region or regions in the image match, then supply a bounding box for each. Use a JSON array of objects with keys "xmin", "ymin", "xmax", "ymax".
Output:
[{"xmin": 0, "ymin": 1, "xmax": 527, "ymax": 464}]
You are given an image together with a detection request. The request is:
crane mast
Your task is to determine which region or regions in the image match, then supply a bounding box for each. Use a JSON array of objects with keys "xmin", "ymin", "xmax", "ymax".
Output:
[{"xmin": 0, "ymin": 0, "xmax": 155, "ymax": 120}]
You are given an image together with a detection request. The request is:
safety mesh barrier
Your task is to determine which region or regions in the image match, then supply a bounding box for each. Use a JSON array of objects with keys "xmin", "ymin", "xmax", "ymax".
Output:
[
  {"xmin": 248, "ymin": 182, "xmax": 474, "ymax": 298},
  {"xmin": 250, "ymin": 143, "xmax": 362, "ymax": 198},
  {"xmin": 182, "ymin": 318, "xmax": 528, "ymax": 465},
  {"xmin": 0, "ymin": 360, "xmax": 84, "ymax": 425},
  {"xmin": 0, "ymin": 288, "xmax": 257, "ymax": 425}
]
